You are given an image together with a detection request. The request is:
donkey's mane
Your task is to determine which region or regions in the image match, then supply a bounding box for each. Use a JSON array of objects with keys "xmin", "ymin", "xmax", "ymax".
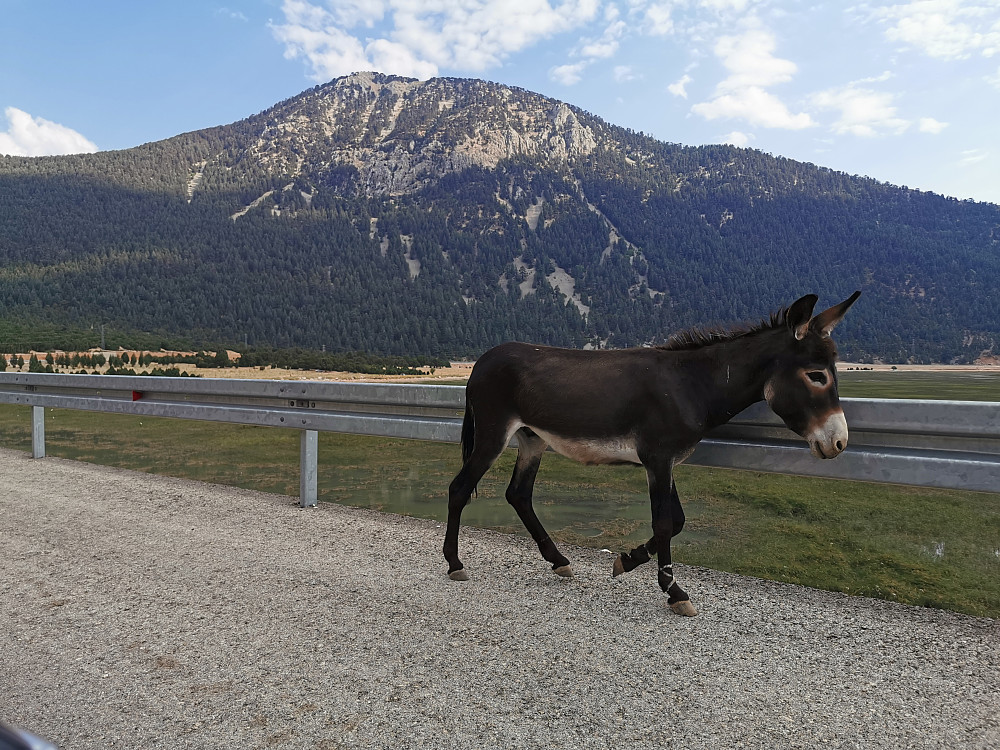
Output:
[{"xmin": 657, "ymin": 307, "xmax": 790, "ymax": 352}]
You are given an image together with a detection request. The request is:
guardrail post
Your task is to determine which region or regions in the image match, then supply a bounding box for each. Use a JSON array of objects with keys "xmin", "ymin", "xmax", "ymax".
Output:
[
  {"xmin": 32, "ymin": 406, "xmax": 45, "ymax": 459},
  {"xmin": 300, "ymin": 429, "xmax": 318, "ymax": 507}
]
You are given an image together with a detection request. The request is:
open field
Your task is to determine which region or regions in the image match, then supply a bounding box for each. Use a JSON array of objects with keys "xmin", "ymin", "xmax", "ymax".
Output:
[
  {"xmin": 201, "ymin": 361, "xmax": 477, "ymax": 382},
  {"xmin": 1, "ymin": 397, "xmax": 997, "ymax": 618},
  {"xmin": 7, "ymin": 357, "xmax": 998, "ymax": 399},
  {"xmin": 837, "ymin": 365, "xmax": 1000, "ymax": 401},
  {"xmin": 186, "ymin": 362, "xmax": 999, "ymax": 401},
  {"xmin": 138, "ymin": 362, "xmax": 1000, "ymax": 401}
]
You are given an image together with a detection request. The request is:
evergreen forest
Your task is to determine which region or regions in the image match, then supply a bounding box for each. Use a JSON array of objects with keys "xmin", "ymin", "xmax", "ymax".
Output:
[{"xmin": 1, "ymin": 72, "xmax": 997, "ymax": 363}]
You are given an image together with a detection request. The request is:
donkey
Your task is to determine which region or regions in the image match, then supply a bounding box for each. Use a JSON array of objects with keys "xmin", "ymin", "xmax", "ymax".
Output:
[{"xmin": 443, "ymin": 292, "xmax": 861, "ymax": 615}]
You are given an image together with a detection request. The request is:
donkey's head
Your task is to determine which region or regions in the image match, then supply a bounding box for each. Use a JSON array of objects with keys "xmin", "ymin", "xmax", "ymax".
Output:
[{"xmin": 764, "ymin": 291, "xmax": 861, "ymax": 459}]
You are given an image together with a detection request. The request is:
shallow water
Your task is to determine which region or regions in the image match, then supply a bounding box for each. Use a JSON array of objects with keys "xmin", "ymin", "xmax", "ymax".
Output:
[{"xmin": 314, "ymin": 443, "xmax": 720, "ymax": 554}]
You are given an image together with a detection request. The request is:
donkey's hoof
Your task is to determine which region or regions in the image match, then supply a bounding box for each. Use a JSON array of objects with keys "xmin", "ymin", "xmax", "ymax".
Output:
[
  {"xmin": 448, "ymin": 568, "xmax": 470, "ymax": 581},
  {"xmin": 553, "ymin": 564, "xmax": 574, "ymax": 578},
  {"xmin": 669, "ymin": 600, "xmax": 698, "ymax": 617},
  {"xmin": 612, "ymin": 555, "xmax": 625, "ymax": 577}
]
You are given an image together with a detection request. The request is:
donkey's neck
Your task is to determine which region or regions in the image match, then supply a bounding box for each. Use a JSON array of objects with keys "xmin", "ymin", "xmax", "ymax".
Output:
[{"xmin": 687, "ymin": 333, "xmax": 778, "ymax": 429}]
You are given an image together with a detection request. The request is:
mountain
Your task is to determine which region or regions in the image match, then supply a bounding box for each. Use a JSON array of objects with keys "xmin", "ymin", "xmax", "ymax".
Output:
[{"xmin": 1, "ymin": 71, "xmax": 998, "ymax": 362}]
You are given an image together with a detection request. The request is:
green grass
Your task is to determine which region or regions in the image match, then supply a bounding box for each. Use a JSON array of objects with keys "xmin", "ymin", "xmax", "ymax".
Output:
[
  {"xmin": 838, "ymin": 369, "xmax": 1000, "ymax": 401},
  {"xmin": 426, "ymin": 370, "xmax": 1000, "ymax": 401},
  {"xmin": 1, "ymin": 402, "xmax": 997, "ymax": 618}
]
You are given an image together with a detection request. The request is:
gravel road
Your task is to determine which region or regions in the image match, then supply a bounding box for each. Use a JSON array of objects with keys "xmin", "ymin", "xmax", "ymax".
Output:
[{"xmin": 1, "ymin": 447, "xmax": 997, "ymax": 749}]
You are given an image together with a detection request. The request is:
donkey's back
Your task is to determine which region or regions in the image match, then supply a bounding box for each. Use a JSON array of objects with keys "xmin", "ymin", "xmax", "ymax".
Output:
[{"xmin": 466, "ymin": 342, "xmax": 670, "ymax": 443}]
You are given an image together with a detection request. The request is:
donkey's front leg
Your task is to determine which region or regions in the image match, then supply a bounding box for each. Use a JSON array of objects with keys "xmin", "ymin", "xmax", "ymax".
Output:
[
  {"xmin": 646, "ymin": 464, "xmax": 697, "ymax": 616},
  {"xmin": 613, "ymin": 482, "xmax": 685, "ymax": 577},
  {"xmin": 613, "ymin": 537, "xmax": 655, "ymax": 577}
]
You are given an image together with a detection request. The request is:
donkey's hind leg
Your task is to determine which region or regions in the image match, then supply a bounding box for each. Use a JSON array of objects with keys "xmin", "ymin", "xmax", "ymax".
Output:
[
  {"xmin": 443, "ymin": 426, "xmax": 509, "ymax": 581},
  {"xmin": 506, "ymin": 429, "xmax": 573, "ymax": 577}
]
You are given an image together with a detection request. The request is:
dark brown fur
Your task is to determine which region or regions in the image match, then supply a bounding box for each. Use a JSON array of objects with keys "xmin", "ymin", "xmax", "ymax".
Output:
[{"xmin": 443, "ymin": 292, "xmax": 861, "ymax": 613}]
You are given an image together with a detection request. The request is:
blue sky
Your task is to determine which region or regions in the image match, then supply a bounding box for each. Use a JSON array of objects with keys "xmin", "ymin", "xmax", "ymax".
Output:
[{"xmin": 2, "ymin": 0, "xmax": 998, "ymax": 204}]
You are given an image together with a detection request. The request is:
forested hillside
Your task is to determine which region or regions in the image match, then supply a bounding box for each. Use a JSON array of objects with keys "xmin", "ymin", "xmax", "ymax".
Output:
[{"xmin": 1, "ymin": 72, "xmax": 998, "ymax": 362}]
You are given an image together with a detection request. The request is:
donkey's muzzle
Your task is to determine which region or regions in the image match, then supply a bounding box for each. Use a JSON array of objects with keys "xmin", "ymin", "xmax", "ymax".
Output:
[{"xmin": 806, "ymin": 410, "xmax": 849, "ymax": 459}]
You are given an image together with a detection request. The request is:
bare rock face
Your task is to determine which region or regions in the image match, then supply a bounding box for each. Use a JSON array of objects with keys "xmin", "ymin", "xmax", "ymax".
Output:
[{"xmin": 244, "ymin": 72, "xmax": 600, "ymax": 196}]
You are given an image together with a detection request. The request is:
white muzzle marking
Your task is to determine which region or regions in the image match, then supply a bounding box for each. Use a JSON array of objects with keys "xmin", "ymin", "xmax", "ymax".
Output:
[{"xmin": 806, "ymin": 410, "xmax": 848, "ymax": 459}]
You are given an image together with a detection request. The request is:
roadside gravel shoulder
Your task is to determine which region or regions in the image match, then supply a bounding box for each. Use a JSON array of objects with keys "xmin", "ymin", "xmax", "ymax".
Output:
[{"xmin": 1, "ymin": 448, "xmax": 997, "ymax": 749}]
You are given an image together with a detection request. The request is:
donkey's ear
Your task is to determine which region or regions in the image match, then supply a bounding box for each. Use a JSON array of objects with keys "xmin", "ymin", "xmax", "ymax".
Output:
[
  {"xmin": 787, "ymin": 294, "xmax": 818, "ymax": 340},
  {"xmin": 810, "ymin": 290, "xmax": 861, "ymax": 338}
]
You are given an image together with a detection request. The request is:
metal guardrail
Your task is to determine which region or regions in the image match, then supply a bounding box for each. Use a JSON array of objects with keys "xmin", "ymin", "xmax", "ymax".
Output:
[{"xmin": 0, "ymin": 372, "xmax": 997, "ymax": 504}]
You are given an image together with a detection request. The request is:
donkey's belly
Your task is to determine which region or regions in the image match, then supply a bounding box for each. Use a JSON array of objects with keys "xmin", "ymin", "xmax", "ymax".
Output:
[{"xmin": 528, "ymin": 425, "xmax": 641, "ymax": 466}]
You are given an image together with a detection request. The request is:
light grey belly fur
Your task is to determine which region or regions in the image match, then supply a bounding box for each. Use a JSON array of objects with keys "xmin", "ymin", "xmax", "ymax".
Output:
[{"xmin": 526, "ymin": 425, "xmax": 641, "ymax": 465}]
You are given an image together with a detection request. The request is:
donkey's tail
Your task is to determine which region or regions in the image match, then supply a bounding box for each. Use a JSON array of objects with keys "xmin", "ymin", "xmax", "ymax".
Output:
[
  {"xmin": 460, "ymin": 400, "xmax": 475, "ymax": 467},
  {"xmin": 460, "ymin": 399, "xmax": 479, "ymax": 497}
]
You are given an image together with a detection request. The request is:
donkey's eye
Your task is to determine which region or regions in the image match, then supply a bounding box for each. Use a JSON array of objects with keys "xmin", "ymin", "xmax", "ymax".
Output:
[{"xmin": 806, "ymin": 370, "xmax": 828, "ymax": 386}]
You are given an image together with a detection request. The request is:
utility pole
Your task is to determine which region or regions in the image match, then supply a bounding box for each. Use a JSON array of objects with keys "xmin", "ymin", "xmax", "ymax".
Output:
[{"xmin": 100, "ymin": 324, "xmax": 106, "ymax": 350}]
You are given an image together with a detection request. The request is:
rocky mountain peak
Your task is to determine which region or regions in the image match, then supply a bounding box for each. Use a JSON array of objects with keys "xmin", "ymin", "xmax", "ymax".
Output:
[{"xmin": 244, "ymin": 73, "xmax": 600, "ymax": 195}]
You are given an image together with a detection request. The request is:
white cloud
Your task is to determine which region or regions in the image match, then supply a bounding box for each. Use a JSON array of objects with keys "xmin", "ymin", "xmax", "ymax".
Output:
[
  {"xmin": 579, "ymin": 19, "xmax": 626, "ymax": 58},
  {"xmin": 691, "ymin": 24, "xmax": 814, "ymax": 129},
  {"xmin": 217, "ymin": 8, "xmax": 249, "ymax": 22},
  {"xmin": 367, "ymin": 38, "xmax": 440, "ymax": 78},
  {"xmin": 987, "ymin": 64, "xmax": 1000, "ymax": 88},
  {"xmin": 614, "ymin": 65, "xmax": 637, "ymax": 81},
  {"xmin": 918, "ymin": 117, "xmax": 948, "ymax": 133},
  {"xmin": 694, "ymin": 86, "xmax": 814, "ymax": 128},
  {"xmin": 637, "ymin": 0, "xmax": 750, "ymax": 31},
  {"xmin": 273, "ymin": 21, "xmax": 379, "ymax": 77},
  {"xmin": 668, "ymin": 73, "xmax": 692, "ymax": 98},
  {"xmin": 712, "ymin": 25, "xmax": 797, "ymax": 89},
  {"xmin": 722, "ymin": 130, "xmax": 751, "ymax": 146},
  {"xmin": 959, "ymin": 148, "xmax": 989, "ymax": 165},
  {"xmin": 857, "ymin": 70, "xmax": 894, "ymax": 84},
  {"xmin": 272, "ymin": 0, "xmax": 601, "ymax": 81},
  {"xmin": 699, "ymin": 0, "xmax": 751, "ymax": 14},
  {"xmin": 643, "ymin": 2, "xmax": 675, "ymax": 35},
  {"xmin": 809, "ymin": 84, "xmax": 910, "ymax": 137},
  {"xmin": 549, "ymin": 11, "xmax": 629, "ymax": 86},
  {"xmin": 877, "ymin": 0, "xmax": 1000, "ymax": 60},
  {"xmin": 551, "ymin": 61, "xmax": 589, "ymax": 85},
  {"xmin": 327, "ymin": 0, "xmax": 386, "ymax": 27},
  {"xmin": 0, "ymin": 107, "xmax": 98, "ymax": 157}
]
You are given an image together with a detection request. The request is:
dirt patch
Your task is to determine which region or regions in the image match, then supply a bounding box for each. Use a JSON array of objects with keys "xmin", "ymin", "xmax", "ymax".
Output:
[
  {"xmin": 3, "ymin": 357, "xmax": 475, "ymax": 383},
  {"xmin": 196, "ymin": 361, "xmax": 475, "ymax": 383},
  {"xmin": 187, "ymin": 360, "xmax": 999, "ymax": 382}
]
